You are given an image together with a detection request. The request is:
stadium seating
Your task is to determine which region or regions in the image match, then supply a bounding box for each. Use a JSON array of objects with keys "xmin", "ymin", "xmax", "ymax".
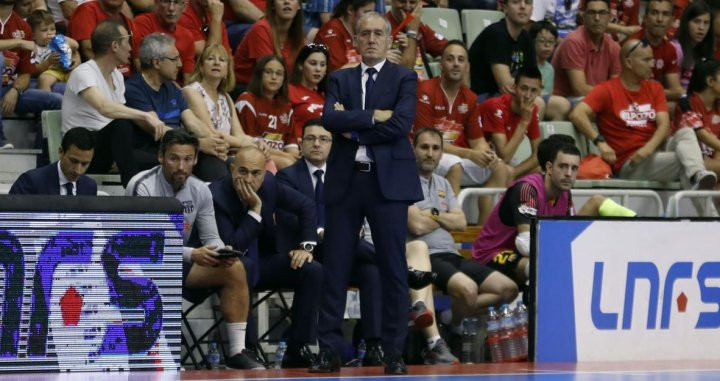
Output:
[
  {"xmin": 461, "ymin": 9, "xmax": 504, "ymax": 47},
  {"xmin": 421, "ymin": 8, "xmax": 463, "ymax": 42}
]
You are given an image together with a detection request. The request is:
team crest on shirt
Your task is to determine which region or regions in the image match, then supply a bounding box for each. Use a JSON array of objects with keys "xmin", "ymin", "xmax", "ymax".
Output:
[
  {"xmin": 420, "ymin": 94, "xmax": 430, "ymax": 104},
  {"xmin": 495, "ymin": 109, "xmax": 503, "ymax": 118},
  {"xmin": 458, "ymin": 103, "xmax": 468, "ymax": 113},
  {"xmin": 12, "ymin": 30, "xmax": 24, "ymax": 39},
  {"xmin": 620, "ymin": 102, "xmax": 656, "ymax": 127},
  {"xmin": 655, "ymin": 59, "xmax": 664, "ymax": 69},
  {"xmin": 280, "ymin": 112, "xmax": 291, "ymax": 124}
]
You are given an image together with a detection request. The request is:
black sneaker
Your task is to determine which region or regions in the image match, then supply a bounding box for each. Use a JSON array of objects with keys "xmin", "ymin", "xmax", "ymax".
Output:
[
  {"xmin": 408, "ymin": 267, "xmax": 437, "ymax": 289},
  {"xmin": 225, "ymin": 349, "xmax": 266, "ymax": 370}
]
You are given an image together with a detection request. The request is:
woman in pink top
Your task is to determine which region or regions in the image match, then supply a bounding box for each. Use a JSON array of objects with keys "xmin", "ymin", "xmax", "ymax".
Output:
[{"xmin": 289, "ymin": 43, "xmax": 328, "ymax": 137}]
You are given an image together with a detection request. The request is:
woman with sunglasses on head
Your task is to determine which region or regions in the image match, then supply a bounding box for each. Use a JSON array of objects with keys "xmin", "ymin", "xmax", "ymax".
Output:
[
  {"xmin": 183, "ymin": 44, "xmax": 266, "ymax": 180},
  {"xmin": 236, "ymin": 55, "xmax": 299, "ymax": 170},
  {"xmin": 233, "ymin": 0, "xmax": 303, "ymax": 88},
  {"xmin": 672, "ymin": 1, "xmax": 714, "ymax": 89},
  {"xmin": 289, "ymin": 44, "xmax": 328, "ymax": 137},
  {"xmin": 673, "ymin": 59, "xmax": 720, "ymax": 180},
  {"xmin": 314, "ymin": 0, "xmax": 376, "ymax": 72}
]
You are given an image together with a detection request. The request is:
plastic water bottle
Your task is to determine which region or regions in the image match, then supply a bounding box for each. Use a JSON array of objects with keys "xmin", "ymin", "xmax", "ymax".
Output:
[
  {"xmin": 486, "ymin": 306, "xmax": 504, "ymax": 363},
  {"xmin": 357, "ymin": 339, "xmax": 367, "ymax": 361},
  {"xmin": 515, "ymin": 301, "xmax": 529, "ymax": 359},
  {"xmin": 460, "ymin": 318, "xmax": 476, "ymax": 363},
  {"xmin": 206, "ymin": 341, "xmax": 220, "ymax": 369},
  {"xmin": 499, "ymin": 304, "xmax": 521, "ymax": 362},
  {"xmin": 275, "ymin": 340, "xmax": 287, "ymax": 369}
]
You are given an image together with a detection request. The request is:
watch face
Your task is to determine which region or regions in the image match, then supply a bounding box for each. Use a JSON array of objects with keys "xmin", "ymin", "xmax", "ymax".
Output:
[{"xmin": 302, "ymin": 243, "xmax": 314, "ymax": 251}]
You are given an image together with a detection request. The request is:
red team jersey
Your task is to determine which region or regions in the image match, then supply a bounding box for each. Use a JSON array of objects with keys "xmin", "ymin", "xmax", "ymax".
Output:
[
  {"xmin": 68, "ymin": 2, "xmax": 135, "ymax": 77},
  {"xmin": 583, "ymin": 78, "xmax": 668, "ymax": 172},
  {"xmin": 476, "ymin": 93, "xmax": 540, "ymax": 145},
  {"xmin": 313, "ymin": 18, "xmax": 359, "ymax": 72},
  {"xmin": 289, "ymin": 84, "xmax": 324, "ymax": 138},
  {"xmin": 235, "ymin": 92, "xmax": 297, "ymax": 150},
  {"xmin": 0, "ymin": 12, "xmax": 34, "ymax": 86},
  {"xmin": 628, "ymin": 30, "xmax": 678, "ymax": 81},
  {"xmin": 133, "ymin": 13, "xmax": 197, "ymax": 75},
  {"xmin": 222, "ymin": 0, "xmax": 266, "ymax": 23},
  {"xmin": 673, "ymin": 93, "xmax": 720, "ymax": 158},
  {"xmin": 234, "ymin": 19, "xmax": 299, "ymax": 84},
  {"xmin": 177, "ymin": 3, "xmax": 231, "ymax": 54},
  {"xmin": 414, "ymin": 77, "xmax": 483, "ymax": 148}
]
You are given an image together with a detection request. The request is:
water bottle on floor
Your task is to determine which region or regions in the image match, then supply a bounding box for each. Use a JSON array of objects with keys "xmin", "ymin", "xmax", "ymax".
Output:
[
  {"xmin": 207, "ymin": 341, "xmax": 220, "ymax": 369},
  {"xmin": 460, "ymin": 318, "xmax": 476, "ymax": 363},
  {"xmin": 275, "ymin": 340, "xmax": 287, "ymax": 369},
  {"xmin": 486, "ymin": 306, "xmax": 504, "ymax": 363},
  {"xmin": 499, "ymin": 304, "xmax": 521, "ymax": 362},
  {"xmin": 515, "ymin": 301, "xmax": 529, "ymax": 359}
]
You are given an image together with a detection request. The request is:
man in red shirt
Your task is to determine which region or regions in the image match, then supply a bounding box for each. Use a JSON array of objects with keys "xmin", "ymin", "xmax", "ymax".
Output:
[
  {"xmin": 414, "ymin": 40, "xmax": 509, "ymax": 225},
  {"xmin": 571, "ymin": 39, "xmax": 717, "ymax": 190},
  {"xmin": 133, "ymin": 0, "xmax": 197, "ymax": 83},
  {"xmin": 178, "ymin": 0, "xmax": 231, "ymax": 56},
  {"xmin": 627, "ymin": 0, "xmax": 683, "ymax": 102},
  {"xmin": 68, "ymin": 0, "xmax": 135, "ymax": 76},
  {"xmin": 477, "ymin": 66, "xmax": 543, "ymax": 179},
  {"xmin": 552, "ymin": 0, "xmax": 620, "ymax": 98},
  {"xmin": 386, "ymin": 0, "xmax": 447, "ymax": 80}
]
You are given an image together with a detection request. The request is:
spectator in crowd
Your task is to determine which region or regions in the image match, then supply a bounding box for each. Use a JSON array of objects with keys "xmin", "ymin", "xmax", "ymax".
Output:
[
  {"xmin": 304, "ymin": 0, "xmax": 384, "ymax": 42},
  {"xmin": 674, "ymin": 59, "xmax": 720, "ymax": 179},
  {"xmin": 414, "ymin": 40, "xmax": 510, "ymax": 225},
  {"xmin": 0, "ymin": 0, "xmax": 63, "ymax": 150},
  {"xmin": 10, "ymin": 127, "xmax": 96, "ymax": 195},
  {"xmin": 62, "ymin": 20, "xmax": 164, "ymax": 186},
  {"xmin": 127, "ymin": 129, "xmax": 265, "ymax": 370},
  {"xmin": 178, "ymin": 0, "xmax": 231, "ymax": 56},
  {"xmin": 27, "ymin": 10, "xmax": 79, "ymax": 92},
  {"xmin": 210, "ymin": 145, "xmax": 322, "ymax": 368},
  {"xmin": 672, "ymin": 1, "xmax": 714, "ymax": 89},
  {"xmin": 468, "ymin": 0, "xmax": 536, "ymax": 98},
  {"xmin": 183, "ymin": 44, "xmax": 265, "ymax": 180},
  {"xmin": 314, "ymin": 0, "xmax": 376, "ymax": 72},
  {"xmin": 289, "ymin": 44, "xmax": 327, "ymax": 138},
  {"xmin": 668, "ymin": 0, "xmax": 691, "ymax": 38},
  {"xmin": 529, "ymin": 20, "xmax": 571, "ymax": 120},
  {"xmin": 233, "ymin": 0, "xmax": 304, "ymax": 87},
  {"xmin": 571, "ymin": 39, "xmax": 718, "ymax": 191},
  {"xmin": 30, "ymin": 0, "xmax": 72, "ymax": 35},
  {"xmin": 235, "ymin": 55, "xmax": 299, "ymax": 170},
  {"xmin": 602, "ymin": 0, "xmax": 641, "ymax": 37},
  {"xmin": 132, "ymin": 0, "xmax": 197, "ymax": 84},
  {"xmin": 312, "ymin": 12, "xmax": 421, "ymax": 375},
  {"xmin": 409, "ymin": 128, "xmax": 518, "ymax": 361},
  {"xmin": 276, "ymin": 119, "xmax": 385, "ymax": 367},
  {"xmin": 221, "ymin": 0, "xmax": 264, "ymax": 51},
  {"xmin": 476, "ymin": 66, "xmax": 543, "ymax": 178},
  {"xmin": 530, "ymin": 0, "xmax": 580, "ymax": 40},
  {"xmin": 68, "ymin": 0, "xmax": 135, "ymax": 77},
  {"xmin": 472, "ymin": 134, "xmax": 636, "ymax": 286},
  {"xmin": 552, "ymin": 0, "xmax": 620, "ymax": 99},
  {"xmin": 629, "ymin": 0, "xmax": 684, "ymax": 102},
  {"xmin": 386, "ymin": 0, "xmax": 447, "ymax": 80},
  {"xmin": 126, "ymin": 34, "xmax": 240, "ymax": 181},
  {"xmin": 13, "ymin": 0, "xmax": 35, "ymax": 18}
]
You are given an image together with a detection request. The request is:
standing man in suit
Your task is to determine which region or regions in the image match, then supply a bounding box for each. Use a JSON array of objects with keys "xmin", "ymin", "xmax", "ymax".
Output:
[
  {"xmin": 210, "ymin": 146, "xmax": 323, "ymax": 368},
  {"xmin": 311, "ymin": 12, "xmax": 422, "ymax": 375},
  {"xmin": 10, "ymin": 127, "xmax": 97, "ymax": 195}
]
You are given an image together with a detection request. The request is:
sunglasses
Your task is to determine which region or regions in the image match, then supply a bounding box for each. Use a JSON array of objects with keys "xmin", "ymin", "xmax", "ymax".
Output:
[
  {"xmin": 307, "ymin": 43, "xmax": 328, "ymax": 52},
  {"xmin": 627, "ymin": 38, "xmax": 649, "ymax": 56}
]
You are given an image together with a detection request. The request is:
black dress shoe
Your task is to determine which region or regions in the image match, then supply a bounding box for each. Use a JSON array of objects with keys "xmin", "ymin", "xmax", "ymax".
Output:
[
  {"xmin": 225, "ymin": 349, "xmax": 266, "ymax": 370},
  {"xmin": 282, "ymin": 344, "xmax": 316, "ymax": 368},
  {"xmin": 384, "ymin": 352, "xmax": 407, "ymax": 375},
  {"xmin": 408, "ymin": 267, "xmax": 437, "ymax": 290},
  {"xmin": 362, "ymin": 341, "xmax": 384, "ymax": 366},
  {"xmin": 308, "ymin": 349, "xmax": 341, "ymax": 373}
]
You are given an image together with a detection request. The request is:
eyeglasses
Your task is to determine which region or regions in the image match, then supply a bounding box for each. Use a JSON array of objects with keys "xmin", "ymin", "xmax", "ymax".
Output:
[
  {"xmin": 536, "ymin": 38, "xmax": 556, "ymax": 46},
  {"xmin": 158, "ymin": 0, "xmax": 186, "ymax": 5},
  {"xmin": 115, "ymin": 32, "xmax": 133, "ymax": 42},
  {"xmin": 306, "ymin": 43, "xmax": 328, "ymax": 52},
  {"xmin": 627, "ymin": 38, "xmax": 649, "ymax": 56},
  {"xmin": 585, "ymin": 9, "xmax": 610, "ymax": 17},
  {"xmin": 303, "ymin": 135, "xmax": 332, "ymax": 144},
  {"xmin": 162, "ymin": 55, "xmax": 181, "ymax": 63}
]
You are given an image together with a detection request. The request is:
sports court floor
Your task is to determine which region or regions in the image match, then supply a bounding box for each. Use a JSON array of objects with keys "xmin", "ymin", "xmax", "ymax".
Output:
[{"xmin": 1, "ymin": 361, "xmax": 719, "ymax": 381}]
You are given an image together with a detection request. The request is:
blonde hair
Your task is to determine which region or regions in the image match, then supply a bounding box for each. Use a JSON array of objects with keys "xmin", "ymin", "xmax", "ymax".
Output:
[{"xmin": 188, "ymin": 44, "xmax": 236, "ymax": 93}]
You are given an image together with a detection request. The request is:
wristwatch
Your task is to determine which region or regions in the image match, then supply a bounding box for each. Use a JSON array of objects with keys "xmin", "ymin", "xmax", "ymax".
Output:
[
  {"xmin": 593, "ymin": 134, "xmax": 606, "ymax": 145},
  {"xmin": 299, "ymin": 242, "xmax": 316, "ymax": 253},
  {"xmin": 431, "ymin": 208, "xmax": 440, "ymax": 221}
]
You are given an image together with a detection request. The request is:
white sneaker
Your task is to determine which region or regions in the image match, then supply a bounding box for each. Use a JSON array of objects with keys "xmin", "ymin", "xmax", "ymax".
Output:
[
  {"xmin": 691, "ymin": 170, "xmax": 717, "ymax": 191},
  {"xmin": 0, "ymin": 141, "xmax": 13, "ymax": 150}
]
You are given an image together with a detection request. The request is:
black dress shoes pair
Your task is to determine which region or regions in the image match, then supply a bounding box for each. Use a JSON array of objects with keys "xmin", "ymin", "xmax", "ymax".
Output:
[
  {"xmin": 309, "ymin": 348, "xmax": 407, "ymax": 375},
  {"xmin": 281, "ymin": 344, "xmax": 317, "ymax": 368},
  {"xmin": 308, "ymin": 349, "xmax": 341, "ymax": 373}
]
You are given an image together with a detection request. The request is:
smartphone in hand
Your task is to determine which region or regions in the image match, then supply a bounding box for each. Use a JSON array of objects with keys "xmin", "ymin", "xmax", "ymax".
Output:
[{"xmin": 216, "ymin": 247, "xmax": 247, "ymax": 258}]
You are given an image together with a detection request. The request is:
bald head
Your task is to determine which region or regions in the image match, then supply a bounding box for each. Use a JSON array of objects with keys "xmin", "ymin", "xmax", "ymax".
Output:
[
  {"xmin": 620, "ymin": 38, "xmax": 654, "ymax": 81},
  {"xmin": 232, "ymin": 146, "xmax": 267, "ymax": 192}
]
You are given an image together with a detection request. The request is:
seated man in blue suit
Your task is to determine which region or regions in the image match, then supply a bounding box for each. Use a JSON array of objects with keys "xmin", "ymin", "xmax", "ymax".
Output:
[
  {"xmin": 210, "ymin": 146, "xmax": 323, "ymax": 369},
  {"xmin": 10, "ymin": 127, "xmax": 97, "ymax": 195},
  {"xmin": 276, "ymin": 119, "xmax": 384, "ymax": 366}
]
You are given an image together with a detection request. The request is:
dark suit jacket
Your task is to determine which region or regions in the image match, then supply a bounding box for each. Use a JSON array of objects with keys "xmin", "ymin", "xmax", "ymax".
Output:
[
  {"xmin": 209, "ymin": 172, "xmax": 318, "ymax": 283},
  {"xmin": 276, "ymin": 159, "xmax": 320, "ymax": 253},
  {"xmin": 322, "ymin": 61, "xmax": 423, "ymax": 204},
  {"xmin": 9, "ymin": 162, "xmax": 97, "ymax": 195}
]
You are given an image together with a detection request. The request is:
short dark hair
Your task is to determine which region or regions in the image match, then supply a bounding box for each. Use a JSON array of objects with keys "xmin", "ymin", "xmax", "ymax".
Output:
[
  {"xmin": 537, "ymin": 134, "xmax": 581, "ymax": 170},
  {"xmin": 441, "ymin": 39, "xmax": 468, "ymax": 57},
  {"xmin": 413, "ymin": 127, "xmax": 443, "ymax": 147},
  {"xmin": 159, "ymin": 129, "xmax": 199, "ymax": 155},
  {"xmin": 585, "ymin": 0, "xmax": 611, "ymax": 9},
  {"xmin": 91, "ymin": 19, "xmax": 125, "ymax": 56},
  {"xmin": 61, "ymin": 127, "xmax": 95, "ymax": 152},
  {"xmin": 332, "ymin": 0, "xmax": 376, "ymax": 18},
  {"xmin": 247, "ymin": 55, "xmax": 289, "ymax": 102},
  {"xmin": 301, "ymin": 118, "xmax": 323, "ymax": 135},
  {"xmin": 529, "ymin": 19, "xmax": 558, "ymax": 40},
  {"xmin": 27, "ymin": 9, "xmax": 54, "ymax": 31},
  {"xmin": 514, "ymin": 65, "xmax": 543, "ymax": 85}
]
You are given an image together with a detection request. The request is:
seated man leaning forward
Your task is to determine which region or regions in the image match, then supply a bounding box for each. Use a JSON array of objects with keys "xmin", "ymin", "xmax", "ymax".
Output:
[
  {"xmin": 472, "ymin": 134, "xmax": 636, "ymax": 287},
  {"xmin": 126, "ymin": 129, "xmax": 265, "ymax": 370}
]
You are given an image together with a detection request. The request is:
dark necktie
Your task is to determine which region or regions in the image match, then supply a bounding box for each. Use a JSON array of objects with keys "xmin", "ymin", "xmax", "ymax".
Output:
[
  {"xmin": 64, "ymin": 182, "xmax": 74, "ymax": 196},
  {"xmin": 313, "ymin": 169, "xmax": 325, "ymax": 227},
  {"xmin": 364, "ymin": 67, "xmax": 376, "ymax": 110}
]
